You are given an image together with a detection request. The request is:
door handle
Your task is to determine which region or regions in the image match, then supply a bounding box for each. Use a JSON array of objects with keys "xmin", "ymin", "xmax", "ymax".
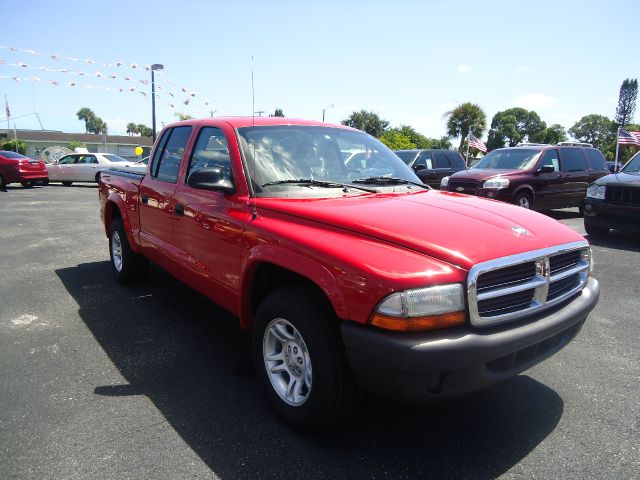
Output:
[
  {"xmin": 175, "ymin": 203, "xmax": 185, "ymax": 216},
  {"xmin": 141, "ymin": 193, "xmax": 149, "ymax": 204}
]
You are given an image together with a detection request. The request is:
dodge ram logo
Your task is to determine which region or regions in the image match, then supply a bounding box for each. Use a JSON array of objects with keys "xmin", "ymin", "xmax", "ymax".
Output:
[{"xmin": 512, "ymin": 226, "xmax": 529, "ymax": 236}]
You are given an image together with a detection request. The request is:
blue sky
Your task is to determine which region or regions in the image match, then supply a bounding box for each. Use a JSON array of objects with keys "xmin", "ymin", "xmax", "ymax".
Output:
[{"xmin": 1, "ymin": 0, "xmax": 635, "ymax": 141}]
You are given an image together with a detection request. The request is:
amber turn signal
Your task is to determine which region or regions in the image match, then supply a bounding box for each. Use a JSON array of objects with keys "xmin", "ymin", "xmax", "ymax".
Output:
[{"xmin": 370, "ymin": 311, "xmax": 466, "ymax": 332}]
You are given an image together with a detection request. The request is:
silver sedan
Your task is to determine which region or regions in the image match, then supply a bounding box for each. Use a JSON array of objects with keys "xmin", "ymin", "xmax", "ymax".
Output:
[{"xmin": 46, "ymin": 153, "xmax": 146, "ymax": 185}]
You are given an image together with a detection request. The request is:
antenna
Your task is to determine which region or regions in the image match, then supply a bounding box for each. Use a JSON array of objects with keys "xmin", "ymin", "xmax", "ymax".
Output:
[{"xmin": 251, "ymin": 56, "xmax": 255, "ymax": 127}]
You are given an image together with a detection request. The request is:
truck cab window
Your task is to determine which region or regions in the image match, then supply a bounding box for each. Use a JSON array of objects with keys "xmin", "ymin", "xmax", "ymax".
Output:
[
  {"xmin": 187, "ymin": 127, "xmax": 232, "ymax": 181},
  {"xmin": 152, "ymin": 126, "xmax": 193, "ymax": 183}
]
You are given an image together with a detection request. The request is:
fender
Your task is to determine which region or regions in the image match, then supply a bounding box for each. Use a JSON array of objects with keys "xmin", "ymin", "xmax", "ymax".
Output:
[
  {"xmin": 239, "ymin": 243, "xmax": 348, "ymax": 330},
  {"xmin": 104, "ymin": 193, "xmax": 143, "ymax": 254},
  {"xmin": 512, "ymin": 184, "xmax": 535, "ymax": 201}
]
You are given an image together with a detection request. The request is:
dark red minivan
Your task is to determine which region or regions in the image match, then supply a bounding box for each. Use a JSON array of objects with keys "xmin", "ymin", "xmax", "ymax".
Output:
[{"xmin": 0, "ymin": 150, "xmax": 49, "ymax": 188}]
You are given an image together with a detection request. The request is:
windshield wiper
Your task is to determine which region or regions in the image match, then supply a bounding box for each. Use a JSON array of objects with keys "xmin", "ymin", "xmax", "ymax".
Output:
[
  {"xmin": 262, "ymin": 178, "xmax": 377, "ymax": 193},
  {"xmin": 352, "ymin": 176, "xmax": 430, "ymax": 189}
]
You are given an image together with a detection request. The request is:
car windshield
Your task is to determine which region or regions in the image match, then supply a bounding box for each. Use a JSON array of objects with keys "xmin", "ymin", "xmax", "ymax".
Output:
[
  {"xmin": 472, "ymin": 148, "xmax": 541, "ymax": 171},
  {"xmin": 394, "ymin": 151, "xmax": 419, "ymax": 165},
  {"xmin": 621, "ymin": 152, "xmax": 640, "ymax": 173},
  {"xmin": 102, "ymin": 154, "xmax": 128, "ymax": 163},
  {"xmin": 1, "ymin": 150, "xmax": 28, "ymax": 159},
  {"xmin": 237, "ymin": 126, "xmax": 422, "ymax": 196}
]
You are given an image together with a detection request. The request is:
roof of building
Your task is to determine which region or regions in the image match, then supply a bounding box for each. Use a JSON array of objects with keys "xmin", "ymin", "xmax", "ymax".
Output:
[{"xmin": 0, "ymin": 129, "xmax": 153, "ymax": 146}]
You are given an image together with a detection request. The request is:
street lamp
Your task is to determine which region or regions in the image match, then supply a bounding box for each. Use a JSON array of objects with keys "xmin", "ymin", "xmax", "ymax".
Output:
[
  {"xmin": 151, "ymin": 63, "xmax": 164, "ymax": 142},
  {"xmin": 322, "ymin": 104, "xmax": 334, "ymax": 122}
]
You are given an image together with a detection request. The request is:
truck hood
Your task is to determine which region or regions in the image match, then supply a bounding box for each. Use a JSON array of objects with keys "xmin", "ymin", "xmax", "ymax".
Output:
[
  {"xmin": 256, "ymin": 191, "xmax": 584, "ymax": 270},
  {"xmin": 595, "ymin": 171, "xmax": 640, "ymax": 185}
]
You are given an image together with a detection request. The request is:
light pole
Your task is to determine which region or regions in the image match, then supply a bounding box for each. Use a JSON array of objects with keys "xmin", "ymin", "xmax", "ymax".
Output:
[
  {"xmin": 151, "ymin": 64, "xmax": 164, "ymax": 142},
  {"xmin": 322, "ymin": 104, "xmax": 334, "ymax": 122}
]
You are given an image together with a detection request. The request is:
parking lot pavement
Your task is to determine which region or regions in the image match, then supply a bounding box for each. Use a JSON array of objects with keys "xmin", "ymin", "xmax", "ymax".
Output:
[{"xmin": 1, "ymin": 185, "xmax": 639, "ymax": 479}]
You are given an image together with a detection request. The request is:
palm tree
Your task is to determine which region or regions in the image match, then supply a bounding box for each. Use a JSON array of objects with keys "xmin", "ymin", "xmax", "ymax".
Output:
[
  {"xmin": 76, "ymin": 107, "xmax": 96, "ymax": 133},
  {"xmin": 445, "ymin": 103, "xmax": 487, "ymax": 152},
  {"xmin": 126, "ymin": 123, "xmax": 138, "ymax": 136}
]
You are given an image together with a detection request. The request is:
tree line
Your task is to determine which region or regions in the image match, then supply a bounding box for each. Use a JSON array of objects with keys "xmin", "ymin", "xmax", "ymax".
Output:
[{"xmin": 342, "ymin": 78, "xmax": 638, "ymax": 162}]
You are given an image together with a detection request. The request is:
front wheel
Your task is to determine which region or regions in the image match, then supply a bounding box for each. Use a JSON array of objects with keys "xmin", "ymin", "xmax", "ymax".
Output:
[
  {"xmin": 109, "ymin": 217, "xmax": 148, "ymax": 283},
  {"xmin": 253, "ymin": 286, "xmax": 360, "ymax": 432},
  {"xmin": 62, "ymin": 181, "xmax": 73, "ymax": 187},
  {"xmin": 514, "ymin": 191, "xmax": 533, "ymax": 209}
]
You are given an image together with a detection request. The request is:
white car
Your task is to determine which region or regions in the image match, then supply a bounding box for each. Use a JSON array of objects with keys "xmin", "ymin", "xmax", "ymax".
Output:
[{"xmin": 47, "ymin": 153, "xmax": 146, "ymax": 185}]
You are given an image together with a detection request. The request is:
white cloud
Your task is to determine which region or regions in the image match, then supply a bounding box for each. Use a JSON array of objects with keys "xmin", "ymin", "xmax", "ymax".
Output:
[
  {"xmin": 457, "ymin": 64, "xmax": 472, "ymax": 73},
  {"xmin": 516, "ymin": 65, "xmax": 533, "ymax": 72},
  {"xmin": 511, "ymin": 92, "xmax": 557, "ymax": 109}
]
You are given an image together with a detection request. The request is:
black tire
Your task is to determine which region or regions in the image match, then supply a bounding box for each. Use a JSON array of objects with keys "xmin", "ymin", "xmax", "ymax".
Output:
[
  {"xmin": 62, "ymin": 181, "xmax": 73, "ymax": 187},
  {"xmin": 514, "ymin": 191, "xmax": 533, "ymax": 209},
  {"xmin": 584, "ymin": 220, "xmax": 609, "ymax": 238},
  {"xmin": 253, "ymin": 285, "xmax": 360, "ymax": 432},
  {"xmin": 21, "ymin": 181, "xmax": 34, "ymax": 188},
  {"xmin": 109, "ymin": 217, "xmax": 148, "ymax": 284}
]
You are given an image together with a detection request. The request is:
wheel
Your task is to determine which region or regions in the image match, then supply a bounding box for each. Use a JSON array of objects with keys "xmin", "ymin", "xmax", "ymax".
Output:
[
  {"xmin": 514, "ymin": 191, "xmax": 533, "ymax": 209},
  {"xmin": 578, "ymin": 206, "xmax": 585, "ymax": 216},
  {"xmin": 584, "ymin": 221, "xmax": 609, "ymax": 238},
  {"xmin": 62, "ymin": 181, "xmax": 73, "ymax": 186},
  {"xmin": 109, "ymin": 217, "xmax": 148, "ymax": 284},
  {"xmin": 21, "ymin": 181, "xmax": 33, "ymax": 188},
  {"xmin": 0, "ymin": 174, "xmax": 6, "ymax": 191},
  {"xmin": 253, "ymin": 285, "xmax": 360, "ymax": 432}
]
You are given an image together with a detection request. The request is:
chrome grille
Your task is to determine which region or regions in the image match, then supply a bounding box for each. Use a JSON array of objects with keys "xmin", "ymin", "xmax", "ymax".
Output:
[
  {"xmin": 468, "ymin": 241, "xmax": 591, "ymax": 327},
  {"xmin": 448, "ymin": 180, "xmax": 479, "ymax": 194}
]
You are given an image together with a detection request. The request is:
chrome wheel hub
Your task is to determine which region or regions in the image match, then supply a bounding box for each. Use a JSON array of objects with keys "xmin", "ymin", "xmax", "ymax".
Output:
[
  {"xmin": 112, "ymin": 231, "xmax": 123, "ymax": 272},
  {"xmin": 263, "ymin": 318, "xmax": 312, "ymax": 406}
]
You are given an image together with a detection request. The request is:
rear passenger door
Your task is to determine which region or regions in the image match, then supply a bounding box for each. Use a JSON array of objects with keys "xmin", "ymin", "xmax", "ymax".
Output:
[
  {"xmin": 138, "ymin": 126, "xmax": 193, "ymax": 266},
  {"xmin": 558, "ymin": 148, "xmax": 590, "ymax": 207}
]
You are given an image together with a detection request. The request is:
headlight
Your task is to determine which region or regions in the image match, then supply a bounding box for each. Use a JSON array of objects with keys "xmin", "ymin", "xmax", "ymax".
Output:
[
  {"xmin": 371, "ymin": 284, "xmax": 465, "ymax": 331},
  {"xmin": 483, "ymin": 177, "xmax": 510, "ymax": 189},
  {"xmin": 586, "ymin": 184, "xmax": 606, "ymax": 199},
  {"xmin": 440, "ymin": 176, "xmax": 450, "ymax": 188}
]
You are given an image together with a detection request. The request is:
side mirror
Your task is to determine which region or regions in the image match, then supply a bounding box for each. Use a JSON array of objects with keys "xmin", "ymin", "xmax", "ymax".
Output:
[
  {"xmin": 187, "ymin": 167, "xmax": 235, "ymax": 194},
  {"xmin": 537, "ymin": 165, "xmax": 555, "ymax": 174},
  {"xmin": 414, "ymin": 164, "xmax": 426, "ymax": 171}
]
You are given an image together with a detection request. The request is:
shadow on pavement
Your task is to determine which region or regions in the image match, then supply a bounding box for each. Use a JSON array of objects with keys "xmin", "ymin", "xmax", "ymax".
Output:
[
  {"xmin": 586, "ymin": 231, "xmax": 640, "ymax": 253},
  {"xmin": 544, "ymin": 208, "xmax": 582, "ymax": 220},
  {"xmin": 56, "ymin": 261, "xmax": 564, "ymax": 479}
]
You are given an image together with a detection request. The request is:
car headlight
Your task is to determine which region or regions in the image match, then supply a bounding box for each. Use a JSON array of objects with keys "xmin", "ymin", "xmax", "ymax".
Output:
[
  {"xmin": 440, "ymin": 176, "xmax": 450, "ymax": 188},
  {"xmin": 483, "ymin": 177, "xmax": 510, "ymax": 189},
  {"xmin": 370, "ymin": 284, "xmax": 466, "ymax": 331},
  {"xmin": 586, "ymin": 184, "xmax": 606, "ymax": 199}
]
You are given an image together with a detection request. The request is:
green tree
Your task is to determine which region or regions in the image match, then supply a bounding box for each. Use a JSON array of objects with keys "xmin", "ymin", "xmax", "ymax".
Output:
[
  {"xmin": 429, "ymin": 136, "xmax": 453, "ymax": 150},
  {"xmin": 126, "ymin": 123, "xmax": 138, "ymax": 136},
  {"xmin": 379, "ymin": 129, "xmax": 416, "ymax": 150},
  {"xmin": 136, "ymin": 124, "xmax": 153, "ymax": 137},
  {"xmin": 76, "ymin": 107, "xmax": 107, "ymax": 134},
  {"xmin": 1, "ymin": 140, "xmax": 27, "ymax": 154},
  {"xmin": 270, "ymin": 108, "xmax": 285, "ymax": 117},
  {"xmin": 341, "ymin": 110, "xmax": 389, "ymax": 137},
  {"xmin": 486, "ymin": 107, "xmax": 546, "ymax": 150},
  {"xmin": 175, "ymin": 112, "xmax": 194, "ymax": 121},
  {"xmin": 615, "ymin": 78, "xmax": 638, "ymax": 128},
  {"xmin": 397, "ymin": 125, "xmax": 431, "ymax": 148},
  {"xmin": 532, "ymin": 124, "xmax": 567, "ymax": 144},
  {"xmin": 569, "ymin": 114, "xmax": 616, "ymax": 157},
  {"xmin": 444, "ymin": 102, "xmax": 487, "ymax": 152},
  {"xmin": 67, "ymin": 141, "xmax": 87, "ymax": 151}
]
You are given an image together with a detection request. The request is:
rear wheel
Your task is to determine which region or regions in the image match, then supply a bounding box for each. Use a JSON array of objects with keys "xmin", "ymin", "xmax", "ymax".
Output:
[
  {"xmin": 514, "ymin": 191, "xmax": 533, "ymax": 209},
  {"xmin": 62, "ymin": 181, "xmax": 73, "ymax": 186},
  {"xmin": 584, "ymin": 221, "xmax": 609, "ymax": 238},
  {"xmin": 253, "ymin": 285, "xmax": 360, "ymax": 432},
  {"xmin": 109, "ymin": 217, "xmax": 148, "ymax": 283}
]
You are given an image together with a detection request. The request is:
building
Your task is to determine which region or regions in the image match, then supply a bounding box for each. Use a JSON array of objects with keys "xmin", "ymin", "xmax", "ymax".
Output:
[{"xmin": 0, "ymin": 129, "xmax": 154, "ymax": 160}]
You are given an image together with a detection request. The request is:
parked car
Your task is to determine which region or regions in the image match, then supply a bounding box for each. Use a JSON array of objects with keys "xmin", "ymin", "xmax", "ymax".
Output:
[
  {"xmin": 441, "ymin": 144, "xmax": 609, "ymax": 210},
  {"xmin": 98, "ymin": 117, "xmax": 599, "ymax": 431},
  {"xmin": 606, "ymin": 161, "xmax": 621, "ymax": 173},
  {"xmin": 47, "ymin": 153, "xmax": 144, "ymax": 185},
  {"xmin": 394, "ymin": 149, "xmax": 466, "ymax": 188},
  {"xmin": 583, "ymin": 151, "xmax": 640, "ymax": 237},
  {"xmin": 0, "ymin": 150, "xmax": 48, "ymax": 188}
]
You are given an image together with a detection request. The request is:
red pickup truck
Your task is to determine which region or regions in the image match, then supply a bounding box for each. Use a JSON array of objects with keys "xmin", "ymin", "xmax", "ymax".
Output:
[{"xmin": 99, "ymin": 117, "xmax": 600, "ymax": 431}]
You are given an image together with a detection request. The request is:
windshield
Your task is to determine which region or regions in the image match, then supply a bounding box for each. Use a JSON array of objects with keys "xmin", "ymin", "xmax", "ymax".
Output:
[
  {"xmin": 102, "ymin": 154, "xmax": 129, "ymax": 163},
  {"xmin": 237, "ymin": 126, "xmax": 421, "ymax": 196},
  {"xmin": 472, "ymin": 148, "xmax": 541, "ymax": 171},
  {"xmin": 621, "ymin": 152, "xmax": 640, "ymax": 173},
  {"xmin": 394, "ymin": 151, "xmax": 419, "ymax": 165}
]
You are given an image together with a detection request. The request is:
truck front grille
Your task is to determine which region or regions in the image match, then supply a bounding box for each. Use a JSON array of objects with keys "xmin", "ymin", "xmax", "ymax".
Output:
[
  {"xmin": 448, "ymin": 180, "xmax": 479, "ymax": 194},
  {"xmin": 605, "ymin": 186, "xmax": 640, "ymax": 206},
  {"xmin": 468, "ymin": 241, "xmax": 591, "ymax": 327}
]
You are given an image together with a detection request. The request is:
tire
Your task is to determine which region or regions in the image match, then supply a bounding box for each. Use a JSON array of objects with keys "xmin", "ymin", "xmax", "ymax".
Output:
[
  {"xmin": 253, "ymin": 285, "xmax": 360, "ymax": 432},
  {"xmin": 109, "ymin": 217, "xmax": 148, "ymax": 284},
  {"xmin": 514, "ymin": 191, "xmax": 533, "ymax": 209},
  {"xmin": 62, "ymin": 181, "xmax": 73, "ymax": 186},
  {"xmin": 21, "ymin": 181, "xmax": 34, "ymax": 188},
  {"xmin": 584, "ymin": 220, "xmax": 609, "ymax": 238}
]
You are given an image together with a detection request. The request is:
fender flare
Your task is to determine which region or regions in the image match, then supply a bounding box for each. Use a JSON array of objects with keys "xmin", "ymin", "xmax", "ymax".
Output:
[
  {"xmin": 104, "ymin": 193, "xmax": 143, "ymax": 254},
  {"xmin": 240, "ymin": 244, "xmax": 349, "ymax": 330}
]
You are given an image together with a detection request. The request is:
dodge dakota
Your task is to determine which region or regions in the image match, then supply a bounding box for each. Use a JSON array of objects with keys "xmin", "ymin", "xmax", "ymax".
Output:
[{"xmin": 99, "ymin": 117, "xmax": 600, "ymax": 431}]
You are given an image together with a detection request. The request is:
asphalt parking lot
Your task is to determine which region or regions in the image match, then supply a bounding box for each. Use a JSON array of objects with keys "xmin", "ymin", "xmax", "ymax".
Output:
[{"xmin": 1, "ymin": 184, "xmax": 638, "ymax": 480}]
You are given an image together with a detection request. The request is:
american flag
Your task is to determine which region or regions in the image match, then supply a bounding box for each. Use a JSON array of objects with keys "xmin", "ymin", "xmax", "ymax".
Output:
[
  {"xmin": 618, "ymin": 128, "xmax": 640, "ymax": 146},
  {"xmin": 469, "ymin": 134, "xmax": 487, "ymax": 153}
]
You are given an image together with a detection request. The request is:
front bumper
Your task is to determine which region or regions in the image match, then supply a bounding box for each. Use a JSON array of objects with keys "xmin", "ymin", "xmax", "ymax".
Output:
[
  {"xmin": 342, "ymin": 278, "xmax": 599, "ymax": 402},
  {"xmin": 583, "ymin": 198, "xmax": 640, "ymax": 233}
]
